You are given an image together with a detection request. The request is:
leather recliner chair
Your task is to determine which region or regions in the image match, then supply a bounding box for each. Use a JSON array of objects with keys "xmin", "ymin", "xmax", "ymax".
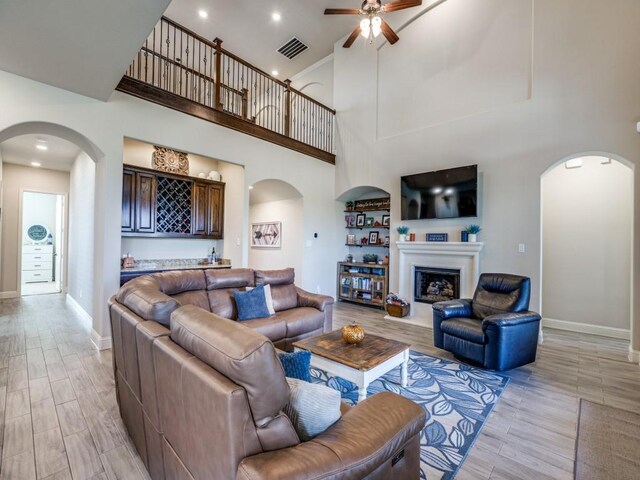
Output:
[{"xmin": 432, "ymin": 273, "xmax": 541, "ymax": 371}]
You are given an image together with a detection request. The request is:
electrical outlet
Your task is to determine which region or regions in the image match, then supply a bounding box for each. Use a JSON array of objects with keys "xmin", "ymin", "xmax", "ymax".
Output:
[
  {"xmin": 236, "ymin": 237, "xmax": 240, "ymax": 246},
  {"xmin": 518, "ymin": 243, "xmax": 525, "ymax": 253}
]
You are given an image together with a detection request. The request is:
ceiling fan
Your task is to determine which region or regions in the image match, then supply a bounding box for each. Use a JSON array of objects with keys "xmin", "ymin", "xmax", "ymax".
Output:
[{"xmin": 325, "ymin": 0, "xmax": 422, "ymax": 48}]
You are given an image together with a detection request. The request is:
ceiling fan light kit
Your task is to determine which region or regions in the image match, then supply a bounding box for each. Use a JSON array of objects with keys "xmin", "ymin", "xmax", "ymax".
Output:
[{"xmin": 324, "ymin": 0, "xmax": 422, "ymax": 48}]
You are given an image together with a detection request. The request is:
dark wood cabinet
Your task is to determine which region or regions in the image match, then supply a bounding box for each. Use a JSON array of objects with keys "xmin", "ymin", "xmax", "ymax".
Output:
[
  {"xmin": 191, "ymin": 182, "xmax": 225, "ymax": 238},
  {"xmin": 121, "ymin": 165, "xmax": 224, "ymax": 239},
  {"xmin": 121, "ymin": 169, "xmax": 156, "ymax": 233},
  {"xmin": 135, "ymin": 172, "xmax": 157, "ymax": 233},
  {"xmin": 121, "ymin": 170, "xmax": 135, "ymax": 232},
  {"xmin": 192, "ymin": 182, "xmax": 209, "ymax": 236},
  {"xmin": 207, "ymin": 183, "xmax": 225, "ymax": 238}
]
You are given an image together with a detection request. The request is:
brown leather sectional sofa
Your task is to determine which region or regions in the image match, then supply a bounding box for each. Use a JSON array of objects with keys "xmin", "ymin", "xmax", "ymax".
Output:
[{"xmin": 109, "ymin": 267, "xmax": 426, "ymax": 479}]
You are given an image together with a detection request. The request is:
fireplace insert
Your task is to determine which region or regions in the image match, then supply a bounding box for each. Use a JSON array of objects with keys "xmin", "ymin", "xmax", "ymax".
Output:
[{"xmin": 414, "ymin": 267, "xmax": 460, "ymax": 304}]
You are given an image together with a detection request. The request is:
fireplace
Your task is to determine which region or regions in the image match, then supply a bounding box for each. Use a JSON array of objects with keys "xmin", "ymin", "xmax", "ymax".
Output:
[{"xmin": 414, "ymin": 267, "xmax": 460, "ymax": 304}]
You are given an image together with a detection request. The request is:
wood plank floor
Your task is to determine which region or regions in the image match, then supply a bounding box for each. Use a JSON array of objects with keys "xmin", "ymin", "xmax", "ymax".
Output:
[
  {"xmin": 0, "ymin": 295, "xmax": 149, "ymax": 480},
  {"xmin": 334, "ymin": 301, "xmax": 640, "ymax": 480},
  {"xmin": 1, "ymin": 294, "xmax": 639, "ymax": 479}
]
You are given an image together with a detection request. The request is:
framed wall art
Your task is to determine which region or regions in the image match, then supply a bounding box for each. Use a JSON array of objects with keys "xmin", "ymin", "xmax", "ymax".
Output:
[{"xmin": 251, "ymin": 222, "xmax": 281, "ymax": 248}]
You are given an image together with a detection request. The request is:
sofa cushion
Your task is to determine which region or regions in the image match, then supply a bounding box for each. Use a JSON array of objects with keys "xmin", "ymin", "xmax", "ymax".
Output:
[
  {"xmin": 234, "ymin": 285, "xmax": 272, "ymax": 321},
  {"xmin": 207, "ymin": 289, "xmax": 240, "ymax": 319},
  {"xmin": 274, "ymin": 307, "xmax": 325, "ymax": 339},
  {"xmin": 255, "ymin": 268, "xmax": 295, "ymax": 286},
  {"xmin": 171, "ymin": 291, "xmax": 211, "ymax": 311},
  {"xmin": 116, "ymin": 276, "xmax": 179, "ymax": 326},
  {"xmin": 240, "ymin": 316, "xmax": 287, "ymax": 342},
  {"xmin": 153, "ymin": 270, "xmax": 207, "ymax": 295},
  {"xmin": 169, "ymin": 306, "xmax": 296, "ymax": 441},
  {"xmin": 283, "ymin": 377, "xmax": 341, "ymax": 441},
  {"xmin": 278, "ymin": 350, "xmax": 311, "ymax": 382},
  {"xmin": 205, "ymin": 268, "xmax": 255, "ymax": 290},
  {"xmin": 440, "ymin": 318, "xmax": 486, "ymax": 344},
  {"xmin": 270, "ymin": 284, "xmax": 298, "ymax": 312}
]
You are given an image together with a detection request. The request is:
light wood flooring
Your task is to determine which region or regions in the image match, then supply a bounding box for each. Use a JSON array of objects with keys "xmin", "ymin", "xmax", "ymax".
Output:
[
  {"xmin": 0, "ymin": 294, "xmax": 638, "ymax": 479},
  {"xmin": 334, "ymin": 301, "xmax": 640, "ymax": 480},
  {"xmin": 0, "ymin": 294, "xmax": 148, "ymax": 480}
]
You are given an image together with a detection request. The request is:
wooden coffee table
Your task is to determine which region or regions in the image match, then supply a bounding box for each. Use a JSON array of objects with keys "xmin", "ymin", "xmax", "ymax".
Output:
[{"xmin": 293, "ymin": 330, "xmax": 410, "ymax": 403}]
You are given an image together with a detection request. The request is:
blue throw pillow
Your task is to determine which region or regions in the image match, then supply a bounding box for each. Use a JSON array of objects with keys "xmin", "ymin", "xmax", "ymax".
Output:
[
  {"xmin": 233, "ymin": 284, "xmax": 272, "ymax": 321},
  {"xmin": 278, "ymin": 350, "xmax": 311, "ymax": 382}
]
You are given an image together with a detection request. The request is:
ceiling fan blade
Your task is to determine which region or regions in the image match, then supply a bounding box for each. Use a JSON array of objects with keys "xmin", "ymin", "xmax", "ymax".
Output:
[
  {"xmin": 324, "ymin": 8, "xmax": 362, "ymax": 15},
  {"xmin": 343, "ymin": 25, "xmax": 362, "ymax": 48},
  {"xmin": 380, "ymin": 18, "xmax": 400, "ymax": 44},
  {"xmin": 382, "ymin": 0, "xmax": 422, "ymax": 13}
]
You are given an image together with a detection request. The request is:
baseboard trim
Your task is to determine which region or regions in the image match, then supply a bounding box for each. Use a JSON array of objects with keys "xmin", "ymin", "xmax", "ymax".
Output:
[
  {"xmin": 90, "ymin": 329, "xmax": 112, "ymax": 351},
  {"xmin": 629, "ymin": 347, "xmax": 640, "ymax": 364},
  {"xmin": 0, "ymin": 291, "xmax": 19, "ymax": 299},
  {"xmin": 65, "ymin": 294, "xmax": 93, "ymax": 328},
  {"xmin": 542, "ymin": 317, "xmax": 630, "ymax": 340},
  {"xmin": 384, "ymin": 314, "xmax": 431, "ymax": 329}
]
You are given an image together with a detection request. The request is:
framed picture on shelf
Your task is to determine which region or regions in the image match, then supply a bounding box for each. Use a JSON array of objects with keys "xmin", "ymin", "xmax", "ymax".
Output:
[
  {"xmin": 383, "ymin": 235, "xmax": 390, "ymax": 246},
  {"xmin": 368, "ymin": 231, "xmax": 379, "ymax": 244},
  {"xmin": 365, "ymin": 217, "xmax": 374, "ymax": 227},
  {"xmin": 345, "ymin": 215, "xmax": 355, "ymax": 227},
  {"xmin": 346, "ymin": 234, "xmax": 356, "ymax": 245},
  {"xmin": 356, "ymin": 213, "xmax": 366, "ymax": 227},
  {"xmin": 382, "ymin": 215, "xmax": 390, "ymax": 226}
]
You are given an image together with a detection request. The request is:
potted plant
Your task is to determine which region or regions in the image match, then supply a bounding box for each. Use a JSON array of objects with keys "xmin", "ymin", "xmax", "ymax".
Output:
[
  {"xmin": 345, "ymin": 201, "xmax": 354, "ymax": 211},
  {"xmin": 466, "ymin": 224, "xmax": 482, "ymax": 242},
  {"xmin": 362, "ymin": 253, "xmax": 378, "ymax": 264},
  {"xmin": 397, "ymin": 225, "xmax": 409, "ymax": 242}
]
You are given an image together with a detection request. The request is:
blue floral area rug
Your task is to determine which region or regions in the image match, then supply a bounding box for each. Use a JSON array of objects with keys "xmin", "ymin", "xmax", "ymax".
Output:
[{"xmin": 310, "ymin": 350, "xmax": 509, "ymax": 479}]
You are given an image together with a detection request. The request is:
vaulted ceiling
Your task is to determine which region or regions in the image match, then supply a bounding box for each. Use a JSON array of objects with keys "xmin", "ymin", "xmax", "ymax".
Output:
[{"xmin": 0, "ymin": 0, "xmax": 437, "ymax": 101}]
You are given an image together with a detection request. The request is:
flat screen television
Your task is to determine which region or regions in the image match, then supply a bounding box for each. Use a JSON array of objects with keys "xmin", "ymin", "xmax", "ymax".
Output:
[{"xmin": 401, "ymin": 165, "xmax": 477, "ymax": 220}]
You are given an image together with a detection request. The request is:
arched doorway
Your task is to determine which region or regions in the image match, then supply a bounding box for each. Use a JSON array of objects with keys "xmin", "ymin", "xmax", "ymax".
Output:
[
  {"xmin": 248, "ymin": 179, "xmax": 304, "ymax": 275},
  {"xmin": 0, "ymin": 122, "xmax": 104, "ymax": 342},
  {"xmin": 541, "ymin": 153, "xmax": 633, "ymax": 344}
]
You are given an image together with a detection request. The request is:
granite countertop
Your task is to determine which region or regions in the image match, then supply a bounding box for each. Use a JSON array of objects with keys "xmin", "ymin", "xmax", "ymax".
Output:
[{"xmin": 121, "ymin": 258, "xmax": 231, "ymax": 273}]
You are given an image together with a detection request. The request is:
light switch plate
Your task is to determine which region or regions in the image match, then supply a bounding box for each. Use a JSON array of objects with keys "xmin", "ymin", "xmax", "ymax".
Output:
[{"xmin": 518, "ymin": 243, "xmax": 525, "ymax": 253}]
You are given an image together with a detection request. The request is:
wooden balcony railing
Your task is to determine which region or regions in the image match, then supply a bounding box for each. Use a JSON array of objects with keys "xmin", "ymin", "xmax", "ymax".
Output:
[{"xmin": 117, "ymin": 17, "xmax": 336, "ymax": 164}]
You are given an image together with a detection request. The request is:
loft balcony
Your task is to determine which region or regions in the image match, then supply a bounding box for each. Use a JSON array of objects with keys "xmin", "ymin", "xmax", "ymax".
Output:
[{"xmin": 117, "ymin": 16, "xmax": 336, "ymax": 164}]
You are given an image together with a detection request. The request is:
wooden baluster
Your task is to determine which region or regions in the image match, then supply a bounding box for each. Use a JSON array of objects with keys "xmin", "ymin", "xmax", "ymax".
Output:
[
  {"xmin": 214, "ymin": 38, "xmax": 222, "ymax": 110},
  {"xmin": 284, "ymin": 80, "xmax": 291, "ymax": 138}
]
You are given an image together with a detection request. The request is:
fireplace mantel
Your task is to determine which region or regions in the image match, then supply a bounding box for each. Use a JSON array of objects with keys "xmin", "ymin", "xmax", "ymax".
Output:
[{"xmin": 390, "ymin": 241, "xmax": 484, "ymax": 328}]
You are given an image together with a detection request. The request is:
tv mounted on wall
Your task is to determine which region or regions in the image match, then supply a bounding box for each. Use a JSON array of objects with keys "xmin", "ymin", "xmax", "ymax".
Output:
[{"xmin": 401, "ymin": 165, "xmax": 478, "ymax": 220}]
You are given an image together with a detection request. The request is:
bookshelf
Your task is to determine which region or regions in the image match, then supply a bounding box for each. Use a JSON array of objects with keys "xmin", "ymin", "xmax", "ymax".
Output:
[{"xmin": 337, "ymin": 262, "xmax": 389, "ymax": 309}]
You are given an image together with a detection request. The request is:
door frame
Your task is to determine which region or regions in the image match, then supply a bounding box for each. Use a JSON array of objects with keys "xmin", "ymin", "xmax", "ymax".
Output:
[{"xmin": 18, "ymin": 188, "xmax": 69, "ymax": 295}]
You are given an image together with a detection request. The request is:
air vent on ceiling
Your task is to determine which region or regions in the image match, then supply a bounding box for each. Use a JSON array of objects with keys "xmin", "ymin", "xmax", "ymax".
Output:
[{"xmin": 277, "ymin": 37, "xmax": 308, "ymax": 60}]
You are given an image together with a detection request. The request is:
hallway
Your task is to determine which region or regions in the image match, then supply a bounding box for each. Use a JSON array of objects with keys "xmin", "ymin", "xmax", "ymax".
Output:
[{"xmin": 0, "ymin": 295, "xmax": 148, "ymax": 479}]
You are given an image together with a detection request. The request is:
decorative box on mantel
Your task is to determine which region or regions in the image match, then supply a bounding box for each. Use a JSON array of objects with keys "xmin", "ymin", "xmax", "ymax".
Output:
[{"xmin": 386, "ymin": 241, "xmax": 484, "ymax": 328}]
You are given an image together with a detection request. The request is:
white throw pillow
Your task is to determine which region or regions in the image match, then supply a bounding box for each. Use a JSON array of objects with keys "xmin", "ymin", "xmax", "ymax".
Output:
[
  {"xmin": 246, "ymin": 284, "xmax": 276, "ymax": 315},
  {"xmin": 284, "ymin": 377, "xmax": 341, "ymax": 441}
]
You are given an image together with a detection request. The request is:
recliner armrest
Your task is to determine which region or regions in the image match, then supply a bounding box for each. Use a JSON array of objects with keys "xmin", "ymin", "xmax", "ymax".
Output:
[
  {"xmin": 482, "ymin": 311, "xmax": 541, "ymax": 330},
  {"xmin": 237, "ymin": 392, "xmax": 425, "ymax": 480},
  {"xmin": 432, "ymin": 299, "xmax": 473, "ymax": 319},
  {"xmin": 296, "ymin": 287, "xmax": 334, "ymax": 312}
]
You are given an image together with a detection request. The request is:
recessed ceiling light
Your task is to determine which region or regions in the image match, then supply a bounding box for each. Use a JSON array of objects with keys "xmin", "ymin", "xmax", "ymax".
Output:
[
  {"xmin": 36, "ymin": 144, "xmax": 48, "ymax": 151},
  {"xmin": 272, "ymin": 12, "xmax": 281, "ymax": 21},
  {"xmin": 271, "ymin": 70, "xmax": 279, "ymax": 76},
  {"xmin": 248, "ymin": 186, "xmax": 253, "ymax": 190},
  {"xmin": 198, "ymin": 10, "xmax": 208, "ymax": 19},
  {"xmin": 31, "ymin": 161, "xmax": 41, "ymax": 167}
]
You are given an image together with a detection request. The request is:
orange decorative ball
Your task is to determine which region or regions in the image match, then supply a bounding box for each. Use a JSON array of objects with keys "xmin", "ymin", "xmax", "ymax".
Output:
[{"xmin": 342, "ymin": 322, "xmax": 365, "ymax": 345}]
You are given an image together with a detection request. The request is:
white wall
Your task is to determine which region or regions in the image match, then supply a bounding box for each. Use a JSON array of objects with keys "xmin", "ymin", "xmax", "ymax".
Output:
[
  {"xmin": 291, "ymin": 55, "xmax": 335, "ymax": 109},
  {"xmin": 249, "ymin": 198, "xmax": 304, "ymax": 276},
  {"xmin": 0, "ymin": 67, "xmax": 339, "ymax": 345},
  {"xmin": 0, "ymin": 163, "xmax": 69, "ymax": 297},
  {"xmin": 22, "ymin": 192, "xmax": 57, "ymax": 244},
  {"xmin": 67, "ymin": 151, "xmax": 95, "ymax": 316},
  {"xmin": 328, "ymin": 0, "xmax": 640, "ymax": 350},
  {"xmin": 542, "ymin": 157, "xmax": 632, "ymax": 333}
]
